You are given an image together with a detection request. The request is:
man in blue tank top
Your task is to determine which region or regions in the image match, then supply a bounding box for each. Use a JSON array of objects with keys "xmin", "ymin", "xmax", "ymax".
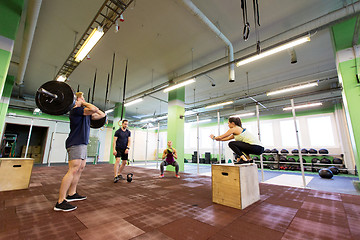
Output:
[{"xmin": 54, "ymin": 92, "xmax": 105, "ymax": 212}]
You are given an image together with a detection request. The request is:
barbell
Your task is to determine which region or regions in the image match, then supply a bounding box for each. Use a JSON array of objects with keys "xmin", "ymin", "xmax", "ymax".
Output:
[{"xmin": 35, "ymin": 81, "xmax": 107, "ymax": 128}]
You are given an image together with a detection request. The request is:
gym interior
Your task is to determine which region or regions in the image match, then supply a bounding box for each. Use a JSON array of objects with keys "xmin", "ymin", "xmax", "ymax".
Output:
[{"xmin": 1, "ymin": 0, "xmax": 360, "ymax": 239}]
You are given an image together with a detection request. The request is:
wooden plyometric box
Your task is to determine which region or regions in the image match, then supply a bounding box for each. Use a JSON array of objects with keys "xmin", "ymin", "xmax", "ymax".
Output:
[
  {"xmin": 212, "ymin": 163, "xmax": 260, "ymax": 209},
  {"xmin": 0, "ymin": 158, "xmax": 34, "ymax": 192}
]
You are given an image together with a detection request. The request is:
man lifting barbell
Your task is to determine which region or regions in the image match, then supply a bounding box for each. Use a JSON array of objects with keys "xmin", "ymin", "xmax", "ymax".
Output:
[
  {"xmin": 35, "ymin": 80, "xmax": 106, "ymax": 212},
  {"xmin": 53, "ymin": 92, "xmax": 105, "ymax": 212}
]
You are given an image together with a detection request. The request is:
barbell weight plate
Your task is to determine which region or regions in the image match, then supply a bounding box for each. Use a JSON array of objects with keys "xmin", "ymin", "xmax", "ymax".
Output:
[
  {"xmin": 35, "ymin": 81, "xmax": 76, "ymax": 115},
  {"xmin": 90, "ymin": 115, "xmax": 108, "ymax": 129}
]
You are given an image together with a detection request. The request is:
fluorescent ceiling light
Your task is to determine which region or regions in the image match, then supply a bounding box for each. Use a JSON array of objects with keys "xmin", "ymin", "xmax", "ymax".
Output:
[
  {"xmin": 267, "ymin": 82, "xmax": 318, "ymax": 96},
  {"xmin": 156, "ymin": 115, "xmax": 167, "ymax": 120},
  {"xmin": 184, "ymin": 111, "xmax": 196, "ymax": 116},
  {"xmin": 56, "ymin": 75, "xmax": 66, "ymax": 82},
  {"xmin": 163, "ymin": 78, "xmax": 195, "ymax": 93},
  {"xmin": 140, "ymin": 118, "xmax": 155, "ymax": 123},
  {"xmin": 105, "ymin": 109, "xmax": 114, "ymax": 114},
  {"xmin": 283, "ymin": 102, "xmax": 322, "ymax": 111},
  {"xmin": 124, "ymin": 98, "xmax": 143, "ymax": 107},
  {"xmin": 236, "ymin": 36, "xmax": 311, "ymax": 67},
  {"xmin": 205, "ymin": 101, "xmax": 233, "ymax": 109},
  {"xmin": 187, "ymin": 119, "xmax": 211, "ymax": 124},
  {"xmin": 230, "ymin": 112, "xmax": 255, "ymax": 118},
  {"xmin": 75, "ymin": 27, "xmax": 104, "ymax": 62}
]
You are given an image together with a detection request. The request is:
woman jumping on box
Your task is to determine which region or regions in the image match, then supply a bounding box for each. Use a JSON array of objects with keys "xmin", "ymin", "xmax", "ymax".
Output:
[
  {"xmin": 159, "ymin": 140, "xmax": 180, "ymax": 178},
  {"xmin": 210, "ymin": 117, "xmax": 264, "ymax": 164}
]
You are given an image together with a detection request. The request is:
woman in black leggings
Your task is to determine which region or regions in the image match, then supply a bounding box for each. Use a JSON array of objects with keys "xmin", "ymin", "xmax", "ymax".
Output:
[{"xmin": 210, "ymin": 117, "xmax": 264, "ymax": 164}]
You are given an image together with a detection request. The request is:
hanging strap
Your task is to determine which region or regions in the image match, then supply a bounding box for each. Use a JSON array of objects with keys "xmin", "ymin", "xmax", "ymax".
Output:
[{"xmin": 241, "ymin": 0, "xmax": 250, "ymax": 41}]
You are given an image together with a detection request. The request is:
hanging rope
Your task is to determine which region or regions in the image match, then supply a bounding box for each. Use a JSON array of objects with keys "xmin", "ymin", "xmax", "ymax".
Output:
[{"xmin": 120, "ymin": 59, "xmax": 128, "ymax": 120}]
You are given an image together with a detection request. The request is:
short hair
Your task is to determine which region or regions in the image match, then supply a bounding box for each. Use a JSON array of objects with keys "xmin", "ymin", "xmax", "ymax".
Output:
[
  {"xmin": 75, "ymin": 92, "xmax": 83, "ymax": 99},
  {"xmin": 122, "ymin": 119, "xmax": 128, "ymax": 124},
  {"xmin": 228, "ymin": 117, "xmax": 242, "ymax": 127}
]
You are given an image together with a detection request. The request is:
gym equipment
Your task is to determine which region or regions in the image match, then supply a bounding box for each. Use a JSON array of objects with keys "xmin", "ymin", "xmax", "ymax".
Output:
[
  {"xmin": 252, "ymin": 156, "xmax": 259, "ymax": 161},
  {"xmin": 291, "ymin": 149, "xmax": 299, "ymax": 154},
  {"xmin": 264, "ymin": 149, "xmax": 271, "ymax": 153},
  {"xmin": 333, "ymin": 158, "xmax": 342, "ymax": 164},
  {"xmin": 268, "ymin": 156, "xmax": 275, "ymax": 161},
  {"xmin": 309, "ymin": 148, "xmax": 318, "ymax": 154},
  {"xmin": 319, "ymin": 148, "xmax": 329, "ymax": 154},
  {"xmin": 301, "ymin": 148, "xmax": 308, "ymax": 154},
  {"xmin": 319, "ymin": 168, "xmax": 333, "ymax": 179},
  {"xmin": 320, "ymin": 158, "xmax": 331, "ymax": 164},
  {"xmin": 280, "ymin": 149, "xmax": 289, "ymax": 153},
  {"xmin": 36, "ymin": 81, "xmax": 107, "ymax": 128},
  {"xmin": 279, "ymin": 156, "xmax": 287, "ymax": 162},
  {"xmin": 271, "ymin": 148, "xmax": 279, "ymax": 154},
  {"xmin": 311, "ymin": 158, "xmax": 319, "ymax": 163},
  {"xmin": 126, "ymin": 173, "xmax": 133, "ymax": 182},
  {"xmin": 36, "ymin": 81, "xmax": 76, "ymax": 115},
  {"xmin": 287, "ymin": 157, "xmax": 296, "ymax": 162},
  {"xmin": 90, "ymin": 115, "xmax": 108, "ymax": 129},
  {"xmin": 240, "ymin": 0, "xmax": 250, "ymax": 41},
  {"xmin": 328, "ymin": 166, "xmax": 339, "ymax": 175}
]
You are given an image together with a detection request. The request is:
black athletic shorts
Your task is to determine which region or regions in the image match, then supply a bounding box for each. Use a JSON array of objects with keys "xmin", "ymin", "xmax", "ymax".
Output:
[{"xmin": 116, "ymin": 148, "xmax": 128, "ymax": 160}]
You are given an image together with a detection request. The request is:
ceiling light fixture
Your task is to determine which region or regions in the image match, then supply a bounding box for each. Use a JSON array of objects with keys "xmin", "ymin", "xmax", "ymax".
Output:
[
  {"xmin": 163, "ymin": 78, "xmax": 195, "ymax": 93},
  {"xmin": 56, "ymin": 75, "xmax": 66, "ymax": 82},
  {"xmin": 205, "ymin": 101, "xmax": 233, "ymax": 109},
  {"xmin": 140, "ymin": 118, "xmax": 155, "ymax": 123},
  {"xmin": 74, "ymin": 27, "xmax": 104, "ymax": 62},
  {"xmin": 230, "ymin": 112, "xmax": 255, "ymax": 118},
  {"xmin": 236, "ymin": 36, "xmax": 310, "ymax": 67},
  {"xmin": 105, "ymin": 109, "xmax": 114, "ymax": 114},
  {"xmin": 187, "ymin": 119, "xmax": 211, "ymax": 124},
  {"xmin": 124, "ymin": 98, "xmax": 143, "ymax": 107},
  {"xmin": 267, "ymin": 82, "xmax": 318, "ymax": 96},
  {"xmin": 283, "ymin": 102, "xmax": 322, "ymax": 111}
]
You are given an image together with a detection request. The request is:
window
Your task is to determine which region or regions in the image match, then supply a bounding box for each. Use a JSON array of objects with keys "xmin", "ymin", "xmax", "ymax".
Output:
[
  {"xmin": 280, "ymin": 119, "xmax": 301, "ymax": 147},
  {"xmin": 307, "ymin": 115, "xmax": 335, "ymax": 147}
]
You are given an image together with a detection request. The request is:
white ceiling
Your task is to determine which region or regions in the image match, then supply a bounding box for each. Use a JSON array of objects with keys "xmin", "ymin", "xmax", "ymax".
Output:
[{"xmin": 8, "ymin": 0, "xmax": 359, "ymax": 121}]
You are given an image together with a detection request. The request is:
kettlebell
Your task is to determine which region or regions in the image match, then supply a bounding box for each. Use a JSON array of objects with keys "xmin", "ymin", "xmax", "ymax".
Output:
[{"xmin": 127, "ymin": 173, "xmax": 133, "ymax": 182}]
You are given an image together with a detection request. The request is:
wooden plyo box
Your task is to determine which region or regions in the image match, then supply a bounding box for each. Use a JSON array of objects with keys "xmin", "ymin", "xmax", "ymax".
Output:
[
  {"xmin": 212, "ymin": 163, "xmax": 260, "ymax": 209},
  {"xmin": 0, "ymin": 158, "xmax": 34, "ymax": 192}
]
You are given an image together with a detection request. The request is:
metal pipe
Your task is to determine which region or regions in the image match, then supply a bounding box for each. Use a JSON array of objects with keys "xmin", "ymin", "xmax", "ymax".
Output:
[
  {"xmin": 24, "ymin": 118, "xmax": 34, "ymax": 158},
  {"xmin": 256, "ymin": 104, "xmax": 264, "ymax": 182},
  {"xmin": 217, "ymin": 110, "xmax": 221, "ymax": 164},
  {"xmin": 197, "ymin": 114, "xmax": 200, "ymax": 174},
  {"xmin": 291, "ymin": 99, "xmax": 306, "ymax": 187},
  {"xmin": 131, "ymin": 127, "xmax": 136, "ymax": 166},
  {"xmin": 47, "ymin": 121, "xmax": 57, "ymax": 166},
  {"xmin": 181, "ymin": 0, "xmax": 235, "ymax": 82},
  {"xmin": 156, "ymin": 121, "xmax": 160, "ymax": 168},
  {"xmin": 16, "ymin": 0, "xmax": 43, "ymax": 86},
  {"xmin": 145, "ymin": 123, "xmax": 149, "ymax": 166},
  {"xmin": 37, "ymin": 88, "xmax": 58, "ymax": 99}
]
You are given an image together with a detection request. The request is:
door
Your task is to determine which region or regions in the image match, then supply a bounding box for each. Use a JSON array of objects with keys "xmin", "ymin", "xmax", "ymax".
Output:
[{"xmin": 48, "ymin": 133, "xmax": 68, "ymax": 163}]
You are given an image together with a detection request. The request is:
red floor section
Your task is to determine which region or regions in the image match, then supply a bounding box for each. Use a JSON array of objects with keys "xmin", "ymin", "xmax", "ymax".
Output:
[{"xmin": 0, "ymin": 164, "xmax": 359, "ymax": 240}]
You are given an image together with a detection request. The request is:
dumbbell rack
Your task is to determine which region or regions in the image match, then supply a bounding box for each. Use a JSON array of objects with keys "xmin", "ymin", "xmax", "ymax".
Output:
[{"xmin": 254, "ymin": 153, "xmax": 347, "ymax": 173}]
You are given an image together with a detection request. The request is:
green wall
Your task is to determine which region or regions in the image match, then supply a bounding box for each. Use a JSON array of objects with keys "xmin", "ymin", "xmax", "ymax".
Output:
[{"xmin": 331, "ymin": 17, "xmax": 360, "ymax": 180}]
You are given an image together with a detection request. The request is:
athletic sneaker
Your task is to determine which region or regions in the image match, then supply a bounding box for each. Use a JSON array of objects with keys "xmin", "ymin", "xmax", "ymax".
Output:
[
  {"xmin": 159, "ymin": 174, "xmax": 164, "ymax": 178},
  {"xmin": 65, "ymin": 193, "xmax": 87, "ymax": 202},
  {"xmin": 176, "ymin": 174, "xmax": 180, "ymax": 179},
  {"xmin": 114, "ymin": 176, "xmax": 119, "ymax": 183},
  {"xmin": 54, "ymin": 200, "xmax": 77, "ymax": 212}
]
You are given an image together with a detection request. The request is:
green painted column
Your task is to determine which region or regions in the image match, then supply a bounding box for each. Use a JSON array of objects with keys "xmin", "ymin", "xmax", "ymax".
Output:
[
  {"xmin": 0, "ymin": 75, "xmax": 15, "ymax": 136},
  {"xmin": 0, "ymin": 0, "xmax": 25, "ymax": 136},
  {"xmin": 167, "ymin": 87, "xmax": 185, "ymax": 172},
  {"xmin": 109, "ymin": 102, "xmax": 125, "ymax": 164},
  {"xmin": 331, "ymin": 17, "xmax": 360, "ymax": 179}
]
